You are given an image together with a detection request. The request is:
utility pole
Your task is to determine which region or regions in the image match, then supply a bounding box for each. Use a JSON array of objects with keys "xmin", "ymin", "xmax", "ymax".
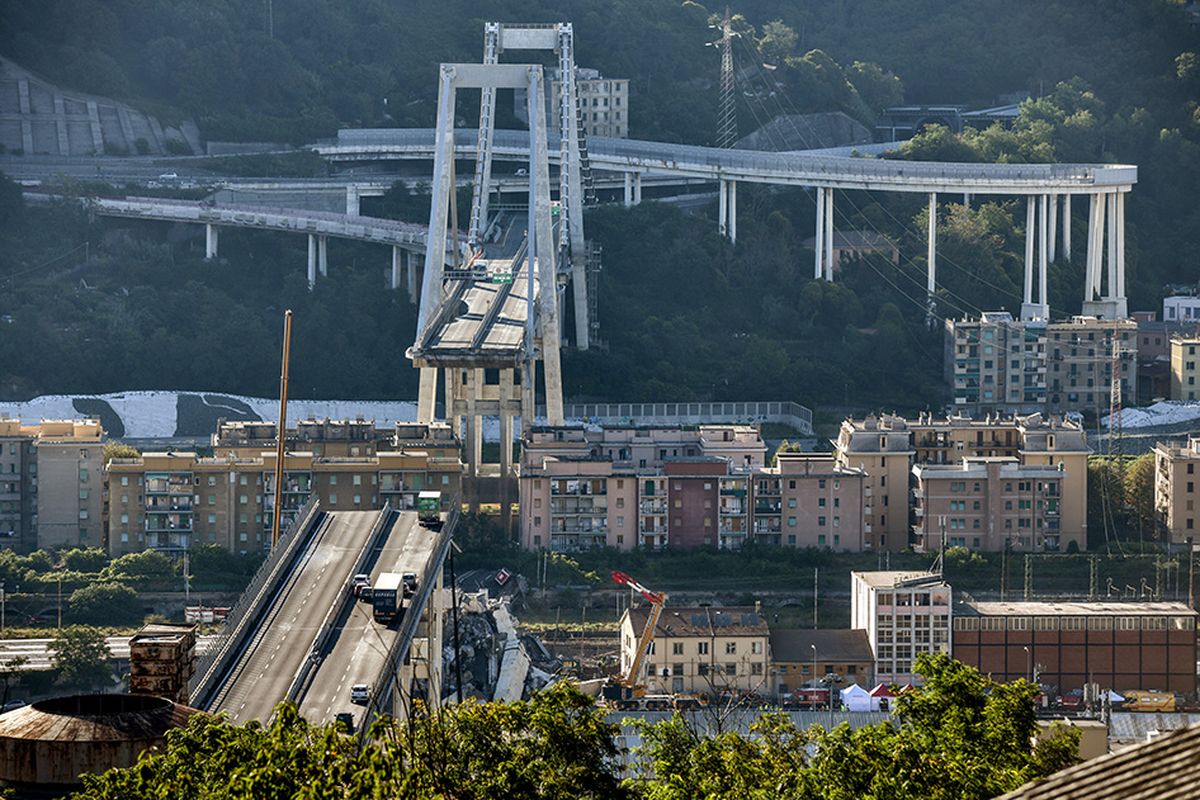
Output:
[
  {"xmin": 183, "ymin": 550, "xmax": 190, "ymax": 603},
  {"xmin": 270, "ymin": 310, "xmax": 293, "ymax": 550},
  {"xmin": 1024, "ymin": 554, "xmax": 1032, "ymax": 601},
  {"xmin": 813, "ymin": 568, "xmax": 818, "ymax": 629},
  {"xmin": 56, "ymin": 573, "xmax": 62, "ymax": 629},
  {"xmin": 1189, "ymin": 537, "xmax": 1195, "ymax": 610},
  {"xmin": 1088, "ymin": 556, "xmax": 1098, "ymax": 601}
]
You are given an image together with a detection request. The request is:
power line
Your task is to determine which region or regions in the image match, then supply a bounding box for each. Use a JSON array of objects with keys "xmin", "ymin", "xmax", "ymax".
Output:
[{"xmin": 1, "ymin": 241, "xmax": 89, "ymax": 285}]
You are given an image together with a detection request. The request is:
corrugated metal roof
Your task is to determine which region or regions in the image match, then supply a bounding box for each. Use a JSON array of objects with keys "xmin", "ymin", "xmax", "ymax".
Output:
[
  {"xmin": 997, "ymin": 721, "xmax": 1200, "ymax": 799},
  {"xmin": 1108, "ymin": 712, "xmax": 1200, "ymax": 742}
]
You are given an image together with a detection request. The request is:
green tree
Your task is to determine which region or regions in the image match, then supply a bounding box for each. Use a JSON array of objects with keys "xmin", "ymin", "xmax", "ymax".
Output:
[
  {"xmin": 60, "ymin": 547, "xmax": 109, "ymax": 573},
  {"xmin": 0, "ymin": 655, "xmax": 29, "ymax": 706},
  {"xmin": 103, "ymin": 550, "xmax": 176, "ymax": 583},
  {"xmin": 102, "ymin": 441, "xmax": 140, "ymax": 462},
  {"xmin": 49, "ymin": 625, "xmax": 112, "ymax": 690},
  {"xmin": 757, "ymin": 20, "xmax": 798, "ymax": 66},
  {"xmin": 68, "ymin": 582, "xmax": 143, "ymax": 626},
  {"xmin": 1125, "ymin": 453, "xmax": 1158, "ymax": 541}
]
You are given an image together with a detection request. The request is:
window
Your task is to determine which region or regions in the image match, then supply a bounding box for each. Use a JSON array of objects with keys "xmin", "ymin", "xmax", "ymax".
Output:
[
  {"xmin": 672, "ymin": 642, "xmax": 683, "ymax": 655},
  {"xmin": 329, "ymin": 493, "xmax": 337, "ymax": 504},
  {"xmin": 79, "ymin": 468, "xmax": 88, "ymax": 481},
  {"xmin": 725, "ymin": 642, "xmax": 737, "ymax": 655},
  {"xmin": 121, "ymin": 476, "xmax": 129, "ymax": 486},
  {"xmin": 725, "ymin": 663, "xmax": 737, "ymax": 676},
  {"xmin": 818, "ymin": 516, "xmax": 826, "ymax": 526},
  {"xmin": 788, "ymin": 516, "xmax": 797, "ymax": 527},
  {"xmin": 329, "ymin": 475, "xmax": 337, "ymax": 486},
  {"xmin": 752, "ymin": 641, "xmax": 762, "ymax": 655},
  {"xmin": 698, "ymin": 642, "xmax": 709, "ymax": 655}
]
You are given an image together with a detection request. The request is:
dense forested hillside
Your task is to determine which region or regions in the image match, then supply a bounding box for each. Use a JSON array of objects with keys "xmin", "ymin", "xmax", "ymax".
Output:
[{"xmin": 1, "ymin": 2, "xmax": 1197, "ymax": 411}]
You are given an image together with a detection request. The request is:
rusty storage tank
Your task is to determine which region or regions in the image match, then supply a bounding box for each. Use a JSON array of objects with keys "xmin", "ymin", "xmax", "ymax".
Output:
[{"xmin": 0, "ymin": 693, "xmax": 198, "ymax": 795}]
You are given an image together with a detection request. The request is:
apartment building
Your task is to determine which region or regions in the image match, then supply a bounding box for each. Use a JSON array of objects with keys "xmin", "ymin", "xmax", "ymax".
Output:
[
  {"xmin": 837, "ymin": 412, "xmax": 1089, "ymax": 551},
  {"xmin": 0, "ymin": 418, "xmax": 105, "ymax": 552},
  {"xmin": 518, "ymin": 424, "xmax": 766, "ymax": 551},
  {"xmin": 952, "ymin": 600, "xmax": 1198, "ymax": 694},
  {"xmin": 1163, "ymin": 294, "xmax": 1200, "ymax": 323},
  {"xmin": 945, "ymin": 313, "xmax": 1136, "ymax": 418},
  {"xmin": 850, "ymin": 571, "xmax": 952, "ymax": 685},
  {"xmin": 912, "ymin": 457, "xmax": 1067, "ymax": 552},
  {"xmin": 833, "ymin": 416, "xmax": 916, "ymax": 551},
  {"xmin": 753, "ymin": 453, "xmax": 867, "ymax": 550},
  {"xmin": 515, "ymin": 67, "xmax": 630, "ymax": 139},
  {"xmin": 1170, "ymin": 335, "xmax": 1200, "ymax": 401},
  {"xmin": 0, "ymin": 418, "xmax": 37, "ymax": 551},
  {"xmin": 618, "ymin": 605, "xmax": 770, "ymax": 696},
  {"xmin": 1152, "ymin": 436, "xmax": 1200, "ymax": 543},
  {"xmin": 106, "ymin": 421, "xmax": 463, "ymax": 555}
]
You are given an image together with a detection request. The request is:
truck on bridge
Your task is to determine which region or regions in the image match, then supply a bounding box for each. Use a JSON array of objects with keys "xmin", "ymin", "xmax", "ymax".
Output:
[
  {"xmin": 371, "ymin": 573, "xmax": 405, "ymax": 624},
  {"xmin": 417, "ymin": 491, "xmax": 442, "ymax": 527}
]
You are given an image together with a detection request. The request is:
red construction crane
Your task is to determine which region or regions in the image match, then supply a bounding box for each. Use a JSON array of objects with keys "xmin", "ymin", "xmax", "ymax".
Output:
[{"xmin": 610, "ymin": 570, "xmax": 668, "ymax": 692}]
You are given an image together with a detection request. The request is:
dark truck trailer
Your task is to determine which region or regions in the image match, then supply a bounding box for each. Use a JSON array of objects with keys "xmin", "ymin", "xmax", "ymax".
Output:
[{"xmin": 372, "ymin": 572, "xmax": 405, "ymax": 624}]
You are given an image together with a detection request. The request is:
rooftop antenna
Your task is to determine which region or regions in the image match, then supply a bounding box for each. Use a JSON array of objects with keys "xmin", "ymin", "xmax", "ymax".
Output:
[{"xmin": 709, "ymin": 7, "xmax": 738, "ymax": 148}]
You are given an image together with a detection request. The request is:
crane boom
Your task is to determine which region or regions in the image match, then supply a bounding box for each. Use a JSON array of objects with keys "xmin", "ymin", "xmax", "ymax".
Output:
[{"xmin": 613, "ymin": 571, "xmax": 667, "ymax": 688}]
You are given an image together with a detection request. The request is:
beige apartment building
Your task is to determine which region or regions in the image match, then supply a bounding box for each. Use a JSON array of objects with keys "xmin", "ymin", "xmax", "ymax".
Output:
[
  {"xmin": 945, "ymin": 313, "xmax": 1136, "ymax": 418},
  {"xmin": 518, "ymin": 424, "xmax": 766, "ymax": 551},
  {"xmin": 106, "ymin": 421, "xmax": 463, "ymax": 555},
  {"xmin": 0, "ymin": 418, "xmax": 105, "ymax": 552},
  {"xmin": 753, "ymin": 453, "xmax": 867, "ymax": 550},
  {"xmin": 768, "ymin": 628, "xmax": 875, "ymax": 697},
  {"xmin": 912, "ymin": 457, "xmax": 1067, "ymax": 552},
  {"xmin": 850, "ymin": 571, "xmax": 952, "ymax": 686},
  {"xmin": 836, "ymin": 412, "xmax": 1089, "ymax": 551},
  {"xmin": 619, "ymin": 605, "xmax": 770, "ymax": 696},
  {"xmin": 1153, "ymin": 436, "xmax": 1200, "ymax": 543},
  {"xmin": 516, "ymin": 67, "xmax": 630, "ymax": 139},
  {"xmin": 1169, "ymin": 335, "xmax": 1200, "ymax": 401},
  {"xmin": 833, "ymin": 416, "xmax": 916, "ymax": 551}
]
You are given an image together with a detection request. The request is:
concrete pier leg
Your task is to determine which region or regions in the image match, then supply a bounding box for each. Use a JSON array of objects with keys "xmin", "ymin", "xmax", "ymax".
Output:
[
  {"xmin": 718, "ymin": 180, "xmax": 728, "ymax": 238},
  {"xmin": 1106, "ymin": 193, "xmax": 1117, "ymax": 299},
  {"xmin": 1116, "ymin": 192, "xmax": 1126, "ymax": 302},
  {"xmin": 1023, "ymin": 197, "xmax": 1035, "ymax": 306},
  {"xmin": 465, "ymin": 369, "xmax": 479, "ymax": 481},
  {"xmin": 1048, "ymin": 193, "xmax": 1058, "ymax": 263},
  {"xmin": 406, "ymin": 250, "xmax": 418, "ymax": 303},
  {"xmin": 417, "ymin": 367, "xmax": 437, "ymax": 424},
  {"xmin": 1063, "ymin": 194, "xmax": 1072, "ymax": 261},
  {"xmin": 927, "ymin": 192, "xmax": 937, "ymax": 324},
  {"xmin": 729, "ymin": 180, "xmax": 737, "ymax": 244},
  {"xmin": 204, "ymin": 224, "xmax": 219, "ymax": 260},
  {"xmin": 345, "ymin": 186, "xmax": 359, "ymax": 217},
  {"xmin": 633, "ymin": 173, "xmax": 642, "ymax": 205},
  {"xmin": 318, "ymin": 235, "xmax": 328, "ymax": 277},
  {"xmin": 823, "ymin": 188, "xmax": 834, "ymax": 282},
  {"xmin": 520, "ymin": 361, "xmax": 535, "ymax": 425},
  {"xmin": 391, "ymin": 246, "xmax": 401, "ymax": 290},
  {"xmin": 1085, "ymin": 194, "xmax": 1098, "ymax": 300},
  {"xmin": 307, "ymin": 234, "xmax": 317, "ymax": 290},
  {"xmin": 813, "ymin": 187, "xmax": 825, "ymax": 280},
  {"xmin": 623, "ymin": 173, "xmax": 632, "ymax": 208},
  {"xmin": 500, "ymin": 370, "xmax": 515, "ymax": 477},
  {"xmin": 1038, "ymin": 194, "xmax": 1048, "ymax": 308}
]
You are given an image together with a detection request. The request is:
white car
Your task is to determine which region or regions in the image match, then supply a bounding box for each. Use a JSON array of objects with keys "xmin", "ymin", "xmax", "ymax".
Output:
[
  {"xmin": 158, "ymin": 172, "xmax": 178, "ymax": 180},
  {"xmin": 350, "ymin": 684, "xmax": 370, "ymax": 704}
]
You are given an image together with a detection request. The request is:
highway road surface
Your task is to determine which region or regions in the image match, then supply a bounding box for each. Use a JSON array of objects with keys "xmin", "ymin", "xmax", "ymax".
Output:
[
  {"xmin": 299, "ymin": 511, "xmax": 439, "ymax": 727},
  {"xmin": 211, "ymin": 510, "xmax": 382, "ymax": 724}
]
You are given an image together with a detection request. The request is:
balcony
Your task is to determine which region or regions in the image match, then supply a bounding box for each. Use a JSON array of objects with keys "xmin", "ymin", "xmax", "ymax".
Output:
[
  {"xmin": 145, "ymin": 514, "xmax": 192, "ymax": 533},
  {"xmin": 145, "ymin": 497, "xmax": 192, "ymax": 512},
  {"xmin": 640, "ymin": 500, "xmax": 667, "ymax": 514},
  {"xmin": 755, "ymin": 500, "xmax": 782, "ymax": 513}
]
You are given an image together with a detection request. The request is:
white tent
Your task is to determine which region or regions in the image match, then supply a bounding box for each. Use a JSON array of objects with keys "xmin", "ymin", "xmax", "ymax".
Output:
[
  {"xmin": 840, "ymin": 683, "xmax": 872, "ymax": 712},
  {"xmin": 1106, "ymin": 690, "xmax": 1125, "ymax": 703}
]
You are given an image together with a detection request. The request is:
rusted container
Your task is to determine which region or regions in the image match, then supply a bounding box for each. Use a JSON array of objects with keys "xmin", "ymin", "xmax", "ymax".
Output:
[{"xmin": 0, "ymin": 694, "xmax": 199, "ymax": 793}]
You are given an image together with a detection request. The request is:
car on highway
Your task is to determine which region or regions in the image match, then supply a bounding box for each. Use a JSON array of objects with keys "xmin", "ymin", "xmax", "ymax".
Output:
[
  {"xmin": 350, "ymin": 684, "xmax": 370, "ymax": 705},
  {"xmin": 158, "ymin": 172, "xmax": 178, "ymax": 180},
  {"xmin": 351, "ymin": 573, "xmax": 371, "ymax": 598},
  {"xmin": 335, "ymin": 712, "xmax": 354, "ymax": 733}
]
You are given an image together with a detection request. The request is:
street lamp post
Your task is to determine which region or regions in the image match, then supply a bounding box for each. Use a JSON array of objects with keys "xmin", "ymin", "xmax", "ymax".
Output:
[
  {"xmin": 1022, "ymin": 645, "xmax": 1032, "ymax": 682},
  {"xmin": 823, "ymin": 671, "xmax": 838, "ymax": 730},
  {"xmin": 1, "ymin": 582, "xmax": 5, "ymax": 634},
  {"xmin": 810, "ymin": 643, "xmax": 817, "ymax": 703}
]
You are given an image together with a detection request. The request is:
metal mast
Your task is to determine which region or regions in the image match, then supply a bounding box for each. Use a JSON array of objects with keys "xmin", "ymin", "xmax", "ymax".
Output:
[{"xmin": 714, "ymin": 8, "xmax": 737, "ymax": 148}]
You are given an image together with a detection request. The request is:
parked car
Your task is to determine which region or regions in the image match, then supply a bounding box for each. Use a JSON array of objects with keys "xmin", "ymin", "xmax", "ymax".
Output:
[
  {"xmin": 334, "ymin": 712, "xmax": 354, "ymax": 733},
  {"xmin": 350, "ymin": 684, "xmax": 370, "ymax": 705}
]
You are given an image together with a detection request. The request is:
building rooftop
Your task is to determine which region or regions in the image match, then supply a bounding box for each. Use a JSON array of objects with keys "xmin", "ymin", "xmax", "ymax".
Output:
[
  {"xmin": 769, "ymin": 628, "xmax": 873, "ymax": 664},
  {"xmin": 851, "ymin": 571, "xmax": 947, "ymax": 589},
  {"xmin": 997, "ymin": 721, "xmax": 1200, "ymax": 800},
  {"xmin": 627, "ymin": 606, "xmax": 768, "ymax": 638},
  {"xmin": 959, "ymin": 600, "xmax": 1197, "ymax": 618}
]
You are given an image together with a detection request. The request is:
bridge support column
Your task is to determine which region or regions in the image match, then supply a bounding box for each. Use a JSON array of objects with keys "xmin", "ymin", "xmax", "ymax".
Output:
[
  {"xmin": 205, "ymin": 224, "xmax": 219, "ymax": 260},
  {"xmin": 823, "ymin": 187, "xmax": 834, "ymax": 281},
  {"xmin": 465, "ymin": 369, "xmax": 481, "ymax": 486},
  {"xmin": 813, "ymin": 186, "xmax": 824, "ymax": 279},
  {"xmin": 520, "ymin": 361, "xmax": 535, "ymax": 426},
  {"xmin": 345, "ymin": 186, "xmax": 359, "ymax": 217},
  {"xmin": 1020, "ymin": 195, "xmax": 1048, "ymax": 320},
  {"xmin": 1048, "ymin": 193, "xmax": 1058, "ymax": 262},
  {"xmin": 1063, "ymin": 194, "xmax": 1072, "ymax": 261},
  {"xmin": 500, "ymin": 369, "xmax": 515, "ymax": 478},
  {"xmin": 728, "ymin": 180, "xmax": 737, "ymax": 243},
  {"xmin": 1038, "ymin": 194, "xmax": 1049, "ymax": 311},
  {"xmin": 718, "ymin": 180, "xmax": 728, "ymax": 237},
  {"xmin": 406, "ymin": 250, "xmax": 418, "ymax": 302},
  {"xmin": 307, "ymin": 234, "xmax": 317, "ymax": 290},
  {"xmin": 926, "ymin": 192, "xmax": 937, "ymax": 326},
  {"xmin": 1116, "ymin": 192, "xmax": 1126, "ymax": 308},
  {"xmin": 633, "ymin": 172, "xmax": 642, "ymax": 205},
  {"xmin": 623, "ymin": 173, "xmax": 633, "ymax": 208},
  {"xmin": 417, "ymin": 367, "xmax": 438, "ymax": 424},
  {"xmin": 963, "ymin": 192, "xmax": 971, "ymax": 206},
  {"xmin": 391, "ymin": 246, "xmax": 402, "ymax": 290},
  {"xmin": 318, "ymin": 235, "xmax": 328, "ymax": 278}
]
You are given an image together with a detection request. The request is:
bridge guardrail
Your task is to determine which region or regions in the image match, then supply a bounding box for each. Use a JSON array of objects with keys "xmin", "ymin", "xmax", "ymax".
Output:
[
  {"xmin": 360, "ymin": 499, "xmax": 461, "ymax": 737},
  {"xmin": 552, "ymin": 400, "xmax": 814, "ymax": 435},
  {"xmin": 188, "ymin": 497, "xmax": 322, "ymax": 708},
  {"xmin": 284, "ymin": 504, "xmax": 395, "ymax": 706}
]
